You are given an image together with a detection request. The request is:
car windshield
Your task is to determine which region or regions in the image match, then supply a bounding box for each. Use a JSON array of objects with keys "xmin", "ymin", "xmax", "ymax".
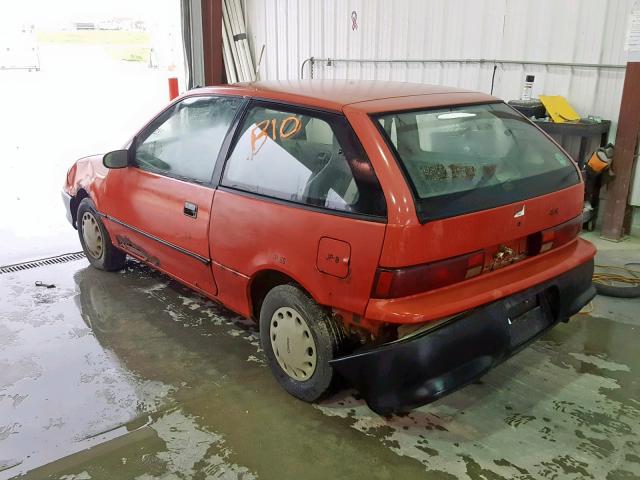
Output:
[{"xmin": 376, "ymin": 102, "xmax": 580, "ymax": 222}]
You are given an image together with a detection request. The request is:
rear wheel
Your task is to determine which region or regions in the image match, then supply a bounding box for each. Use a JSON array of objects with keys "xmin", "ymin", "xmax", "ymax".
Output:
[
  {"xmin": 77, "ymin": 198, "xmax": 126, "ymax": 271},
  {"xmin": 259, "ymin": 284, "xmax": 346, "ymax": 402}
]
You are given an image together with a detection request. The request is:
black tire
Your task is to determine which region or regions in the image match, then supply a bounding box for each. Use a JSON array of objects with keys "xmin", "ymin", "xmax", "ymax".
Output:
[
  {"xmin": 77, "ymin": 198, "xmax": 126, "ymax": 272},
  {"xmin": 594, "ymin": 282, "xmax": 640, "ymax": 298},
  {"xmin": 259, "ymin": 284, "xmax": 347, "ymax": 402}
]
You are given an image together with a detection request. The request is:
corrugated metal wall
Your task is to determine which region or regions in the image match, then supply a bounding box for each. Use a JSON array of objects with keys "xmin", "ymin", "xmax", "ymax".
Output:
[{"xmin": 243, "ymin": 0, "xmax": 633, "ymax": 134}]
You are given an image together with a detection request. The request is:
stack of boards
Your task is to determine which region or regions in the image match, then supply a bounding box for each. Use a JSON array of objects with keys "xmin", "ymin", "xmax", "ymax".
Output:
[{"xmin": 222, "ymin": 0, "xmax": 256, "ymax": 83}]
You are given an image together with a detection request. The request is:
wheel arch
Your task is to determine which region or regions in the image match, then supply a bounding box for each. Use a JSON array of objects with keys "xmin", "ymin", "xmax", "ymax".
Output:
[
  {"xmin": 247, "ymin": 268, "xmax": 319, "ymax": 322},
  {"xmin": 70, "ymin": 188, "xmax": 90, "ymax": 228}
]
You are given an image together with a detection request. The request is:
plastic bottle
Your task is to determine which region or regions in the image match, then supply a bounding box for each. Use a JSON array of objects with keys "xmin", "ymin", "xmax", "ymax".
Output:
[{"xmin": 521, "ymin": 74, "xmax": 535, "ymax": 101}]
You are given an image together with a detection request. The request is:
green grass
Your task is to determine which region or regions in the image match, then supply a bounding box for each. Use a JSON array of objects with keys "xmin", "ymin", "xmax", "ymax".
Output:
[
  {"xmin": 107, "ymin": 46, "xmax": 151, "ymax": 63},
  {"xmin": 37, "ymin": 30, "xmax": 150, "ymax": 46},
  {"xmin": 37, "ymin": 30, "xmax": 152, "ymax": 62}
]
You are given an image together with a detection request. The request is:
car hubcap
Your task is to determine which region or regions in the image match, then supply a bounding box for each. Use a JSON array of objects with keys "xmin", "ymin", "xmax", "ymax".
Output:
[
  {"xmin": 270, "ymin": 307, "xmax": 317, "ymax": 380},
  {"xmin": 81, "ymin": 212, "xmax": 103, "ymax": 259}
]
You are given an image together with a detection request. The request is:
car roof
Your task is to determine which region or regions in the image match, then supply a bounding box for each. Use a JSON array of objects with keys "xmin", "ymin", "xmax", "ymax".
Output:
[{"xmin": 190, "ymin": 80, "xmax": 497, "ymax": 113}]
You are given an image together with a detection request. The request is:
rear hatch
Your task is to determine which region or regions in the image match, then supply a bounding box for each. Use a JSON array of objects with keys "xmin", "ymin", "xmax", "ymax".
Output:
[{"xmin": 371, "ymin": 102, "xmax": 583, "ymax": 299}]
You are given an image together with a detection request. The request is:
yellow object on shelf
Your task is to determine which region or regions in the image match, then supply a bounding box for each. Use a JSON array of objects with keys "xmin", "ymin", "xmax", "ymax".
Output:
[{"xmin": 539, "ymin": 95, "xmax": 580, "ymax": 123}]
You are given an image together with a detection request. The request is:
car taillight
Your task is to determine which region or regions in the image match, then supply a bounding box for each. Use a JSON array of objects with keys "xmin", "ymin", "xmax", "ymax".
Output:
[
  {"xmin": 528, "ymin": 215, "xmax": 582, "ymax": 255},
  {"xmin": 372, "ymin": 250, "xmax": 484, "ymax": 299}
]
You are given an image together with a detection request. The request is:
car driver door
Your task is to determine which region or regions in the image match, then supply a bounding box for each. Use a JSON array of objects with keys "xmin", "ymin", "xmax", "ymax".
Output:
[{"xmin": 101, "ymin": 95, "xmax": 244, "ymax": 296}]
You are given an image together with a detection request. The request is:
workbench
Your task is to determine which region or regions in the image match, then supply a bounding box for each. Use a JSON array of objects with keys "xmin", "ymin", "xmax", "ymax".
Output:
[
  {"xmin": 532, "ymin": 119, "xmax": 612, "ymax": 230},
  {"xmin": 533, "ymin": 119, "xmax": 612, "ymax": 168}
]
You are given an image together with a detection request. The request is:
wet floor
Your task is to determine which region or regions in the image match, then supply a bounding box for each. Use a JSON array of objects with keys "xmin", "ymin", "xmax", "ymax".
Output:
[{"xmin": 1, "ymin": 256, "xmax": 639, "ymax": 480}]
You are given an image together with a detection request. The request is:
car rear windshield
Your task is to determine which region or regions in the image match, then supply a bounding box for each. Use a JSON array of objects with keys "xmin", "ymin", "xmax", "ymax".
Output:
[{"xmin": 375, "ymin": 102, "xmax": 580, "ymax": 222}]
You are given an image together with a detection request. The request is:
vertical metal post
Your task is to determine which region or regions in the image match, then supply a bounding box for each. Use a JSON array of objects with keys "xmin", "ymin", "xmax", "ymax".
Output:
[
  {"xmin": 168, "ymin": 77, "xmax": 180, "ymax": 100},
  {"xmin": 601, "ymin": 62, "xmax": 640, "ymax": 241},
  {"xmin": 201, "ymin": 0, "xmax": 224, "ymax": 85}
]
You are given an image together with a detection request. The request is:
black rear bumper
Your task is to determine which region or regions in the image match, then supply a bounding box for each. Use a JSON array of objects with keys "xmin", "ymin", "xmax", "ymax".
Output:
[{"xmin": 330, "ymin": 259, "xmax": 595, "ymax": 415}]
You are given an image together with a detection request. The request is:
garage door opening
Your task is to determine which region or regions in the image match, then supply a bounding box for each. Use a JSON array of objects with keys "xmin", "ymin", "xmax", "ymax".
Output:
[{"xmin": 0, "ymin": 0, "xmax": 185, "ymax": 265}]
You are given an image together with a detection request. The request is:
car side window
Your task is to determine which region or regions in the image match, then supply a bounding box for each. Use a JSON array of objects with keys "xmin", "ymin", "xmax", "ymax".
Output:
[
  {"xmin": 134, "ymin": 96, "xmax": 242, "ymax": 183},
  {"xmin": 221, "ymin": 104, "xmax": 386, "ymax": 217}
]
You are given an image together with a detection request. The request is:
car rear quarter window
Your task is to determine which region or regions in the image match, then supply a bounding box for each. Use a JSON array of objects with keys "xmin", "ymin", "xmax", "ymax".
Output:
[
  {"xmin": 134, "ymin": 95, "xmax": 242, "ymax": 184},
  {"xmin": 376, "ymin": 102, "xmax": 580, "ymax": 222},
  {"xmin": 221, "ymin": 103, "xmax": 386, "ymax": 218}
]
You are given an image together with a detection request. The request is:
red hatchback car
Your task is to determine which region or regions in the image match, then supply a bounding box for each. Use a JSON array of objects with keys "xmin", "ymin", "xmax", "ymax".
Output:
[{"xmin": 63, "ymin": 81, "xmax": 596, "ymax": 414}]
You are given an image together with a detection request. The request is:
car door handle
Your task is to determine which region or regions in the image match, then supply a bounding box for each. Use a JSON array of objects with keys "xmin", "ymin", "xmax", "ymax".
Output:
[{"xmin": 184, "ymin": 201, "xmax": 198, "ymax": 218}]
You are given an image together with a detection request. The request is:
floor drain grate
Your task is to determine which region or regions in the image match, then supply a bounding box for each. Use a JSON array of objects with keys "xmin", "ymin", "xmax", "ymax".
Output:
[{"xmin": 0, "ymin": 252, "xmax": 86, "ymax": 274}]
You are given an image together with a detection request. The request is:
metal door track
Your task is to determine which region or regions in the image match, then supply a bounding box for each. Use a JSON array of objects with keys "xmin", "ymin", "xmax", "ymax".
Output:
[{"xmin": 0, "ymin": 252, "xmax": 86, "ymax": 274}]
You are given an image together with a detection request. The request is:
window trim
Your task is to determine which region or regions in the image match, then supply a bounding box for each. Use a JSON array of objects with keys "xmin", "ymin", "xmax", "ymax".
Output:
[
  {"xmin": 130, "ymin": 94, "xmax": 249, "ymax": 188},
  {"xmin": 217, "ymin": 98, "xmax": 388, "ymax": 221},
  {"xmin": 218, "ymin": 185, "xmax": 387, "ymax": 223},
  {"xmin": 372, "ymin": 101, "xmax": 581, "ymax": 223}
]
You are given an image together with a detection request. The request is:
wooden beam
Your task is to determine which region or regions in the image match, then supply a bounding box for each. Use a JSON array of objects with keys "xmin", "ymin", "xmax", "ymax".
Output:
[
  {"xmin": 601, "ymin": 62, "xmax": 640, "ymax": 241},
  {"xmin": 201, "ymin": 0, "xmax": 224, "ymax": 85}
]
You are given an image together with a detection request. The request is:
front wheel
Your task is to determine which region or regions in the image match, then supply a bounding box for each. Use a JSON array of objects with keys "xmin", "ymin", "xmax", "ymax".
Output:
[
  {"xmin": 259, "ymin": 284, "xmax": 347, "ymax": 402},
  {"xmin": 77, "ymin": 198, "xmax": 126, "ymax": 271}
]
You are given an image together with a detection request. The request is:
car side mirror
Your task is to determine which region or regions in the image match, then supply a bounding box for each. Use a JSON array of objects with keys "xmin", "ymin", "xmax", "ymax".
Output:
[{"xmin": 103, "ymin": 149, "xmax": 129, "ymax": 169}]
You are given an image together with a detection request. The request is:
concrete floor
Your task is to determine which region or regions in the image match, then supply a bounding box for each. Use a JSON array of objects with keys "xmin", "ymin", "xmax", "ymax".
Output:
[{"xmin": 1, "ymin": 235, "xmax": 639, "ymax": 479}]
